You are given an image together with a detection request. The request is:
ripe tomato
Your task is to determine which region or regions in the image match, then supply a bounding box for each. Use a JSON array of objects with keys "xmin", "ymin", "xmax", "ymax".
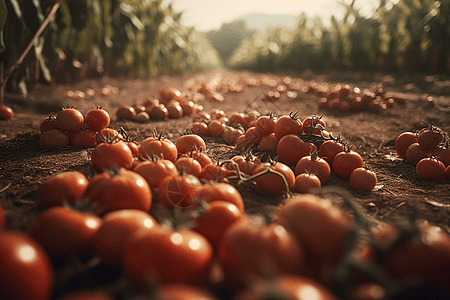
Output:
[
  {"xmin": 55, "ymin": 107, "xmax": 84, "ymax": 132},
  {"xmin": 158, "ymin": 172, "xmax": 203, "ymax": 208},
  {"xmin": 185, "ymin": 149, "xmax": 212, "ymax": 168},
  {"xmin": 275, "ymin": 194, "xmax": 353, "ymax": 264},
  {"xmin": 255, "ymin": 114, "xmax": 277, "ymax": 136},
  {"xmin": 0, "ymin": 105, "xmax": 14, "ymax": 120},
  {"xmin": 139, "ymin": 135, "xmax": 178, "ymax": 162},
  {"xmin": 395, "ymin": 131, "xmax": 418, "ymax": 158},
  {"xmin": 158, "ymin": 87, "xmax": 184, "ymax": 103},
  {"xmin": 190, "ymin": 122, "xmax": 208, "ymax": 136},
  {"xmin": 167, "ymin": 103, "xmax": 184, "ymax": 119},
  {"xmin": 199, "ymin": 163, "xmax": 230, "ymax": 181},
  {"xmin": 116, "ymin": 105, "xmax": 136, "ymax": 120},
  {"xmin": 175, "ymin": 156, "xmax": 202, "ymax": 178},
  {"xmin": 227, "ymin": 153, "xmax": 261, "ymax": 176},
  {"xmin": 38, "ymin": 171, "xmax": 89, "ymax": 208},
  {"xmin": 134, "ymin": 157, "xmax": 178, "ymax": 189},
  {"xmin": 416, "ymin": 157, "xmax": 446, "ymax": 180},
  {"xmin": 85, "ymin": 107, "xmax": 110, "ymax": 132},
  {"xmin": 417, "ymin": 126, "xmax": 443, "ymax": 151},
  {"xmin": 217, "ymin": 219, "xmax": 305, "ymax": 288},
  {"xmin": 30, "ymin": 206, "xmax": 102, "ymax": 256},
  {"xmin": 39, "ymin": 115, "xmax": 57, "ymax": 133},
  {"xmin": 277, "ymin": 134, "xmax": 317, "ymax": 166},
  {"xmin": 302, "ymin": 115, "xmax": 326, "ymax": 135},
  {"xmin": 176, "ymin": 133, "xmax": 207, "ymax": 155},
  {"xmin": 319, "ymin": 140, "xmax": 345, "ymax": 165},
  {"xmin": 252, "ymin": 162, "xmax": 295, "ymax": 196},
  {"xmin": 84, "ymin": 169, "xmax": 152, "ymax": 214},
  {"xmin": 241, "ymin": 126, "xmax": 263, "ymax": 147},
  {"xmin": 93, "ymin": 209, "xmax": 158, "ymax": 265},
  {"xmin": 193, "ymin": 182, "xmax": 245, "ymax": 212},
  {"xmin": 69, "ymin": 129, "xmax": 97, "ymax": 147},
  {"xmin": 258, "ymin": 132, "xmax": 278, "ymax": 156},
  {"xmin": 39, "ymin": 129, "xmax": 69, "ymax": 148},
  {"xmin": 273, "ymin": 112, "xmax": 303, "ymax": 140},
  {"xmin": 430, "ymin": 146, "xmax": 450, "ymax": 167},
  {"xmin": 333, "ymin": 150, "xmax": 364, "ymax": 179},
  {"xmin": 181, "ymin": 100, "xmax": 197, "ymax": 116},
  {"xmin": 405, "ymin": 142, "xmax": 429, "ymax": 165},
  {"xmin": 123, "ymin": 226, "xmax": 213, "ymax": 286},
  {"xmin": 349, "ymin": 167, "xmax": 377, "ymax": 191},
  {"xmin": 295, "ymin": 153, "xmax": 331, "ymax": 184},
  {"xmin": 294, "ymin": 173, "xmax": 321, "ymax": 194},
  {"xmin": 221, "ymin": 126, "xmax": 244, "ymax": 145},
  {"xmin": 91, "ymin": 138, "xmax": 134, "ymax": 172},
  {"xmin": 148, "ymin": 104, "xmax": 169, "ymax": 120},
  {"xmin": 157, "ymin": 283, "xmax": 219, "ymax": 300},
  {"xmin": 96, "ymin": 128, "xmax": 123, "ymax": 144},
  {"xmin": 207, "ymin": 120, "xmax": 226, "ymax": 137},
  {"xmin": 0, "ymin": 231, "xmax": 53, "ymax": 300}
]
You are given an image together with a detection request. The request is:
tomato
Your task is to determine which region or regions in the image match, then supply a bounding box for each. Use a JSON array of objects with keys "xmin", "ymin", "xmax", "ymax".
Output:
[
  {"xmin": 233, "ymin": 275, "xmax": 338, "ymax": 300},
  {"xmin": 207, "ymin": 120, "xmax": 226, "ymax": 137},
  {"xmin": 185, "ymin": 149, "xmax": 212, "ymax": 168},
  {"xmin": 235, "ymin": 135, "xmax": 248, "ymax": 150},
  {"xmin": 123, "ymin": 226, "xmax": 213, "ymax": 286},
  {"xmin": 58, "ymin": 291, "xmax": 113, "ymax": 300},
  {"xmin": 0, "ymin": 203, "xmax": 4, "ymax": 230},
  {"xmin": 277, "ymin": 134, "xmax": 317, "ymax": 166},
  {"xmin": 55, "ymin": 107, "xmax": 84, "ymax": 132},
  {"xmin": 295, "ymin": 153, "xmax": 331, "ymax": 184},
  {"xmin": 0, "ymin": 231, "xmax": 53, "ymax": 300},
  {"xmin": 176, "ymin": 133, "xmax": 206, "ymax": 155},
  {"xmin": 0, "ymin": 105, "xmax": 14, "ymax": 120},
  {"xmin": 416, "ymin": 157, "xmax": 446, "ymax": 180},
  {"xmin": 430, "ymin": 146, "xmax": 450, "ymax": 167},
  {"xmin": 148, "ymin": 104, "xmax": 169, "ymax": 120},
  {"xmin": 255, "ymin": 114, "xmax": 276, "ymax": 136},
  {"xmin": 134, "ymin": 111, "xmax": 150, "ymax": 123},
  {"xmin": 30, "ymin": 206, "xmax": 102, "ymax": 256},
  {"xmin": 405, "ymin": 142, "xmax": 429, "ymax": 165},
  {"xmin": 181, "ymin": 100, "xmax": 197, "ymax": 116},
  {"xmin": 333, "ymin": 150, "xmax": 364, "ymax": 179},
  {"xmin": 69, "ymin": 129, "xmax": 97, "ymax": 147},
  {"xmin": 217, "ymin": 219, "xmax": 305, "ymax": 288},
  {"xmin": 167, "ymin": 103, "xmax": 184, "ymax": 119},
  {"xmin": 221, "ymin": 126, "xmax": 244, "ymax": 145},
  {"xmin": 228, "ymin": 112, "xmax": 245, "ymax": 126},
  {"xmin": 190, "ymin": 122, "xmax": 209, "ymax": 136},
  {"xmin": 199, "ymin": 163, "xmax": 230, "ymax": 181},
  {"xmin": 228, "ymin": 153, "xmax": 261, "ymax": 176},
  {"xmin": 294, "ymin": 173, "xmax": 321, "ymax": 194},
  {"xmin": 39, "ymin": 115, "xmax": 57, "ymax": 133},
  {"xmin": 93, "ymin": 209, "xmax": 158, "ymax": 265},
  {"xmin": 417, "ymin": 126, "xmax": 443, "ymax": 151},
  {"xmin": 349, "ymin": 167, "xmax": 377, "ymax": 191},
  {"xmin": 193, "ymin": 182, "xmax": 245, "ymax": 211},
  {"xmin": 258, "ymin": 132, "xmax": 278, "ymax": 156},
  {"xmin": 302, "ymin": 115, "xmax": 326, "ymax": 135},
  {"xmin": 175, "ymin": 156, "xmax": 202, "ymax": 178},
  {"xmin": 252, "ymin": 162, "xmax": 295, "ymax": 196},
  {"xmin": 139, "ymin": 134, "xmax": 178, "ymax": 162},
  {"xmin": 96, "ymin": 128, "xmax": 123, "ymax": 144},
  {"xmin": 273, "ymin": 112, "xmax": 303, "ymax": 140},
  {"xmin": 85, "ymin": 107, "xmax": 110, "ymax": 132},
  {"xmin": 158, "ymin": 87, "xmax": 184, "ymax": 103},
  {"xmin": 318, "ymin": 140, "xmax": 345, "ymax": 165},
  {"xmin": 116, "ymin": 105, "xmax": 136, "ymax": 120},
  {"xmin": 133, "ymin": 104, "xmax": 146, "ymax": 113},
  {"xmin": 134, "ymin": 157, "xmax": 178, "ymax": 189},
  {"xmin": 157, "ymin": 284, "xmax": 219, "ymax": 300},
  {"xmin": 91, "ymin": 138, "xmax": 133, "ymax": 172},
  {"xmin": 275, "ymin": 194, "xmax": 353, "ymax": 264},
  {"xmin": 395, "ymin": 131, "xmax": 418, "ymax": 158},
  {"xmin": 158, "ymin": 172, "xmax": 203, "ymax": 208},
  {"xmin": 38, "ymin": 171, "xmax": 89, "ymax": 208},
  {"xmin": 39, "ymin": 129, "xmax": 69, "ymax": 148},
  {"xmin": 84, "ymin": 169, "xmax": 152, "ymax": 214}
]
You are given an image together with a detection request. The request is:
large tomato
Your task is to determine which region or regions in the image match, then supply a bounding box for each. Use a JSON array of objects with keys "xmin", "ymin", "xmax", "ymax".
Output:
[
  {"xmin": 332, "ymin": 150, "xmax": 364, "ymax": 179},
  {"xmin": 133, "ymin": 157, "xmax": 178, "ymax": 189},
  {"xmin": 252, "ymin": 162, "xmax": 295, "ymax": 196},
  {"xmin": 193, "ymin": 182, "xmax": 245, "ymax": 212},
  {"xmin": 416, "ymin": 157, "xmax": 446, "ymax": 180},
  {"xmin": 138, "ymin": 134, "xmax": 178, "ymax": 162},
  {"xmin": 0, "ymin": 231, "xmax": 53, "ymax": 300},
  {"xmin": 273, "ymin": 112, "xmax": 303, "ymax": 140},
  {"xmin": 84, "ymin": 169, "xmax": 152, "ymax": 214},
  {"xmin": 295, "ymin": 153, "xmax": 331, "ymax": 184},
  {"xmin": 91, "ymin": 138, "xmax": 133, "ymax": 172},
  {"xmin": 123, "ymin": 226, "xmax": 213, "ymax": 286},
  {"xmin": 318, "ymin": 140, "xmax": 345, "ymax": 165},
  {"xmin": 255, "ymin": 114, "xmax": 277, "ymax": 137},
  {"xmin": 158, "ymin": 172, "xmax": 203, "ymax": 208},
  {"xmin": 85, "ymin": 107, "xmax": 110, "ymax": 132},
  {"xmin": 29, "ymin": 206, "xmax": 102, "ymax": 256},
  {"xmin": 55, "ymin": 107, "xmax": 84, "ymax": 132},
  {"xmin": 349, "ymin": 167, "xmax": 378, "ymax": 191},
  {"xmin": 176, "ymin": 133, "xmax": 207, "ymax": 154},
  {"xmin": 277, "ymin": 134, "xmax": 317, "ymax": 166},
  {"xmin": 395, "ymin": 131, "xmax": 418, "ymax": 158}
]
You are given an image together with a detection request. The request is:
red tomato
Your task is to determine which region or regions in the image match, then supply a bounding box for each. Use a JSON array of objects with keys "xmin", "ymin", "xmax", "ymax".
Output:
[
  {"xmin": 69, "ymin": 129, "xmax": 97, "ymax": 147},
  {"xmin": 167, "ymin": 104, "xmax": 184, "ymax": 119},
  {"xmin": 295, "ymin": 154, "xmax": 331, "ymax": 184},
  {"xmin": 0, "ymin": 231, "xmax": 53, "ymax": 300},
  {"xmin": 39, "ymin": 115, "xmax": 57, "ymax": 133},
  {"xmin": 302, "ymin": 115, "xmax": 326, "ymax": 134},
  {"xmin": 273, "ymin": 112, "xmax": 303, "ymax": 140},
  {"xmin": 294, "ymin": 173, "xmax": 321, "ymax": 194},
  {"xmin": 332, "ymin": 150, "xmax": 364, "ymax": 179},
  {"xmin": 134, "ymin": 157, "xmax": 178, "ymax": 189},
  {"xmin": 123, "ymin": 226, "xmax": 213, "ymax": 286},
  {"xmin": 221, "ymin": 126, "xmax": 244, "ymax": 145},
  {"xmin": 207, "ymin": 120, "xmax": 226, "ymax": 137},
  {"xmin": 84, "ymin": 169, "xmax": 152, "ymax": 214},
  {"xmin": 38, "ymin": 171, "xmax": 89, "ymax": 208},
  {"xmin": 255, "ymin": 114, "xmax": 277, "ymax": 136},
  {"xmin": 93, "ymin": 209, "xmax": 158, "ymax": 265},
  {"xmin": 405, "ymin": 142, "xmax": 429, "ymax": 165},
  {"xmin": 395, "ymin": 131, "xmax": 418, "ymax": 158},
  {"xmin": 190, "ymin": 122, "xmax": 209, "ymax": 136},
  {"xmin": 242, "ymin": 126, "xmax": 262, "ymax": 148},
  {"xmin": 318, "ymin": 140, "xmax": 345, "ymax": 165},
  {"xmin": 417, "ymin": 126, "xmax": 443, "ymax": 151},
  {"xmin": 85, "ymin": 107, "xmax": 110, "ymax": 132},
  {"xmin": 30, "ymin": 207, "xmax": 102, "ymax": 256},
  {"xmin": 175, "ymin": 156, "xmax": 202, "ymax": 178},
  {"xmin": 0, "ymin": 105, "xmax": 14, "ymax": 120},
  {"xmin": 158, "ymin": 172, "xmax": 203, "ymax": 208},
  {"xmin": 193, "ymin": 200, "xmax": 244, "ymax": 247},
  {"xmin": 96, "ymin": 128, "xmax": 123, "ymax": 144},
  {"xmin": 430, "ymin": 146, "xmax": 450, "ymax": 167},
  {"xmin": 158, "ymin": 87, "xmax": 184, "ymax": 103},
  {"xmin": 116, "ymin": 105, "xmax": 136, "ymax": 120},
  {"xmin": 258, "ymin": 132, "xmax": 278, "ymax": 156},
  {"xmin": 193, "ymin": 182, "xmax": 245, "ymax": 212},
  {"xmin": 55, "ymin": 107, "xmax": 84, "ymax": 132},
  {"xmin": 157, "ymin": 283, "xmax": 219, "ymax": 300},
  {"xmin": 181, "ymin": 101, "xmax": 197, "ymax": 116},
  {"xmin": 185, "ymin": 149, "xmax": 212, "ymax": 168},
  {"xmin": 277, "ymin": 134, "xmax": 317, "ymax": 166},
  {"xmin": 217, "ymin": 219, "xmax": 305, "ymax": 288},
  {"xmin": 91, "ymin": 139, "xmax": 134, "ymax": 172},
  {"xmin": 176, "ymin": 133, "xmax": 207, "ymax": 155},
  {"xmin": 148, "ymin": 104, "xmax": 169, "ymax": 120},
  {"xmin": 349, "ymin": 167, "xmax": 377, "ymax": 191},
  {"xmin": 199, "ymin": 163, "xmax": 230, "ymax": 181},
  {"xmin": 227, "ymin": 153, "xmax": 261, "ymax": 176},
  {"xmin": 416, "ymin": 157, "xmax": 446, "ymax": 180},
  {"xmin": 252, "ymin": 162, "xmax": 295, "ymax": 196},
  {"xmin": 139, "ymin": 135, "xmax": 178, "ymax": 162},
  {"xmin": 39, "ymin": 129, "xmax": 69, "ymax": 148}
]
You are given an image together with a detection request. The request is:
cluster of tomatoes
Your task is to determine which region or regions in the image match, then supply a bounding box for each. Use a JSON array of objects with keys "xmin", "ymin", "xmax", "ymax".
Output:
[
  {"xmin": 65, "ymin": 84, "xmax": 120, "ymax": 100},
  {"xmin": 38, "ymin": 106, "xmax": 111, "ymax": 149},
  {"xmin": 308, "ymin": 81, "xmax": 406, "ymax": 112},
  {"xmin": 395, "ymin": 125, "xmax": 450, "ymax": 180}
]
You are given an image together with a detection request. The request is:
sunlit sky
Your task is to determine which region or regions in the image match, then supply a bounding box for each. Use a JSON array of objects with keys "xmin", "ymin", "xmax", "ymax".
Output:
[{"xmin": 167, "ymin": 0, "xmax": 381, "ymax": 32}]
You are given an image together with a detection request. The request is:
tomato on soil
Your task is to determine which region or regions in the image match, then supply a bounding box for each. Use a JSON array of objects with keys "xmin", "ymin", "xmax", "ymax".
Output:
[
  {"xmin": 133, "ymin": 157, "xmax": 178, "ymax": 189},
  {"xmin": 85, "ymin": 107, "xmax": 110, "ymax": 132},
  {"xmin": 405, "ymin": 142, "xmax": 429, "ymax": 165},
  {"xmin": 55, "ymin": 108, "xmax": 84, "ymax": 132},
  {"xmin": 39, "ymin": 129, "xmax": 69, "ymax": 148},
  {"xmin": 174, "ymin": 156, "xmax": 202, "ymax": 178},
  {"xmin": 207, "ymin": 120, "xmax": 226, "ymax": 137},
  {"xmin": 333, "ymin": 150, "xmax": 364, "ymax": 179},
  {"xmin": 302, "ymin": 115, "xmax": 326, "ymax": 134},
  {"xmin": 295, "ymin": 153, "xmax": 331, "ymax": 184},
  {"xmin": 395, "ymin": 131, "xmax": 418, "ymax": 158},
  {"xmin": 116, "ymin": 105, "xmax": 136, "ymax": 120},
  {"xmin": 273, "ymin": 112, "xmax": 303, "ymax": 140},
  {"xmin": 69, "ymin": 129, "xmax": 97, "ymax": 147},
  {"xmin": 39, "ymin": 115, "xmax": 57, "ymax": 133},
  {"xmin": 277, "ymin": 134, "xmax": 317, "ymax": 166},
  {"xmin": 258, "ymin": 133, "xmax": 278, "ymax": 156},
  {"xmin": 199, "ymin": 163, "xmax": 230, "ymax": 181},
  {"xmin": 139, "ymin": 135, "xmax": 178, "ymax": 162},
  {"xmin": 91, "ymin": 138, "xmax": 134, "ymax": 172},
  {"xmin": 176, "ymin": 133, "xmax": 207, "ymax": 155},
  {"xmin": 193, "ymin": 182, "xmax": 245, "ymax": 212},
  {"xmin": 349, "ymin": 167, "xmax": 377, "ymax": 191},
  {"xmin": 158, "ymin": 172, "xmax": 203, "ymax": 208},
  {"xmin": 294, "ymin": 173, "xmax": 322, "ymax": 194},
  {"xmin": 319, "ymin": 140, "xmax": 345, "ymax": 165},
  {"xmin": 416, "ymin": 157, "xmax": 446, "ymax": 180},
  {"xmin": 0, "ymin": 105, "xmax": 14, "ymax": 120},
  {"xmin": 252, "ymin": 162, "xmax": 295, "ymax": 196},
  {"xmin": 417, "ymin": 126, "xmax": 443, "ymax": 151}
]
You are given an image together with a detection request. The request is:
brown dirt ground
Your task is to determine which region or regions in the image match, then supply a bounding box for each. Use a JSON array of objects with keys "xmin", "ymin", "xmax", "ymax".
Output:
[{"xmin": 1, "ymin": 69, "xmax": 450, "ymax": 298}]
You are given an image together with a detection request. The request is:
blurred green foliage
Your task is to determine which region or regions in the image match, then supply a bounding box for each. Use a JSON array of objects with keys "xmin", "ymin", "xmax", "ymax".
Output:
[{"xmin": 229, "ymin": 0, "xmax": 450, "ymax": 74}]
